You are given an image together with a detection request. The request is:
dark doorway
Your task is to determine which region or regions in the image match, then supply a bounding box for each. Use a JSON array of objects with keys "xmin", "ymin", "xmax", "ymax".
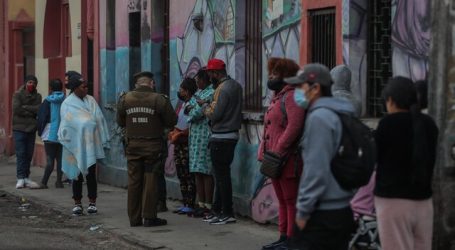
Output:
[{"xmin": 129, "ymin": 12, "xmax": 142, "ymax": 90}]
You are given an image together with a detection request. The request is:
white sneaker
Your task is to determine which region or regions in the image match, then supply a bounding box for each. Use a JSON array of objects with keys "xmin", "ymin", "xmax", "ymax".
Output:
[
  {"xmin": 24, "ymin": 178, "xmax": 40, "ymax": 189},
  {"xmin": 16, "ymin": 179, "xmax": 25, "ymax": 189},
  {"xmin": 87, "ymin": 203, "xmax": 97, "ymax": 214}
]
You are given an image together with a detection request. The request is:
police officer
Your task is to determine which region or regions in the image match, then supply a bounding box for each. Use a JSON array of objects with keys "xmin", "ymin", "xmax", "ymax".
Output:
[{"xmin": 117, "ymin": 71, "xmax": 177, "ymax": 227}]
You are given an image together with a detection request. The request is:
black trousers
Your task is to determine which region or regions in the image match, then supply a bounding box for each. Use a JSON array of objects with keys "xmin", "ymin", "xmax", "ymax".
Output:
[
  {"xmin": 41, "ymin": 142, "xmax": 63, "ymax": 185},
  {"xmin": 290, "ymin": 207, "xmax": 355, "ymax": 250},
  {"xmin": 72, "ymin": 165, "xmax": 97, "ymax": 202},
  {"xmin": 210, "ymin": 140, "xmax": 237, "ymax": 217}
]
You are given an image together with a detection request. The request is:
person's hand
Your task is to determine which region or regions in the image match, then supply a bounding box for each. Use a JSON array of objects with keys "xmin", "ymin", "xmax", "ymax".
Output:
[
  {"xmin": 295, "ymin": 217, "xmax": 307, "ymax": 230},
  {"xmin": 196, "ymin": 99, "xmax": 207, "ymax": 106},
  {"xmin": 184, "ymin": 105, "xmax": 193, "ymax": 115}
]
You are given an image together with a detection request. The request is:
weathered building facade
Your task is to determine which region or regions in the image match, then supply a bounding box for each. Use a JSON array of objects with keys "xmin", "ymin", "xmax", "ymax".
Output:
[{"xmin": 0, "ymin": 0, "xmax": 433, "ymax": 224}]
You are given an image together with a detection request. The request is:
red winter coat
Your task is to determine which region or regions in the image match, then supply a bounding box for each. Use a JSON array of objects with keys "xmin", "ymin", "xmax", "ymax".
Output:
[{"xmin": 258, "ymin": 85, "xmax": 306, "ymax": 178}]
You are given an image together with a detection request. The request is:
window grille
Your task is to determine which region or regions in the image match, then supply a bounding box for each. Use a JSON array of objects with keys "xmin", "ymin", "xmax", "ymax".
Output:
[{"xmin": 309, "ymin": 8, "xmax": 336, "ymax": 69}]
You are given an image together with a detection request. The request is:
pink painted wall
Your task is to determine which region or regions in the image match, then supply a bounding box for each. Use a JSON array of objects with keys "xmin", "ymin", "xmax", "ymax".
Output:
[
  {"xmin": 99, "ymin": 0, "xmax": 106, "ymax": 48},
  {"xmin": 169, "ymin": 0, "xmax": 196, "ymax": 39},
  {"xmin": 115, "ymin": 0, "xmax": 129, "ymax": 47}
]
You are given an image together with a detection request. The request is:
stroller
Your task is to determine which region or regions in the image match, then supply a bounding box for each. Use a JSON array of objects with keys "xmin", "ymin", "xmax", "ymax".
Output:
[{"xmin": 349, "ymin": 172, "xmax": 381, "ymax": 250}]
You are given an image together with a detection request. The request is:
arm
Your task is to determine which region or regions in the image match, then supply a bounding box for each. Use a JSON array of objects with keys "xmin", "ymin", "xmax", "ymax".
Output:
[
  {"xmin": 205, "ymin": 87, "xmax": 229, "ymax": 123},
  {"xmin": 188, "ymin": 97, "xmax": 205, "ymax": 122},
  {"xmin": 23, "ymin": 94, "xmax": 42, "ymax": 113},
  {"xmin": 296, "ymin": 111, "xmax": 339, "ymax": 220},
  {"xmin": 116, "ymin": 95, "xmax": 127, "ymax": 127},
  {"xmin": 12, "ymin": 93, "xmax": 34, "ymax": 117},
  {"xmin": 275, "ymin": 91, "xmax": 306, "ymax": 155},
  {"xmin": 160, "ymin": 96, "xmax": 178, "ymax": 129}
]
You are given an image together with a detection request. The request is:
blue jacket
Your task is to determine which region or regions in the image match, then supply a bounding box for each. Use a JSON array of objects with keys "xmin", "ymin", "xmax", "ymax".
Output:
[
  {"xmin": 296, "ymin": 97, "xmax": 356, "ymax": 219},
  {"xmin": 37, "ymin": 91, "xmax": 65, "ymax": 142}
]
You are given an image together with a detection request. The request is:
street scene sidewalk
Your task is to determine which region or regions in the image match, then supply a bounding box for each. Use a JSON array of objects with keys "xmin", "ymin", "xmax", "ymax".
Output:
[{"xmin": 0, "ymin": 159, "xmax": 276, "ymax": 250}]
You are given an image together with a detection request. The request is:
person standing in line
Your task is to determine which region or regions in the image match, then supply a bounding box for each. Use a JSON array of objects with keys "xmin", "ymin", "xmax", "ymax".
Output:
[
  {"xmin": 58, "ymin": 72, "xmax": 110, "ymax": 216},
  {"xmin": 199, "ymin": 58, "xmax": 243, "ymax": 225},
  {"xmin": 286, "ymin": 64, "xmax": 356, "ymax": 250},
  {"xmin": 169, "ymin": 78, "xmax": 198, "ymax": 215},
  {"xmin": 186, "ymin": 68, "xmax": 215, "ymax": 217},
  {"xmin": 258, "ymin": 58, "xmax": 305, "ymax": 250},
  {"xmin": 12, "ymin": 75, "xmax": 42, "ymax": 189},
  {"xmin": 37, "ymin": 79, "xmax": 65, "ymax": 188},
  {"xmin": 117, "ymin": 71, "xmax": 177, "ymax": 227},
  {"xmin": 330, "ymin": 65, "xmax": 362, "ymax": 117},
  {"xmin": 374, "ymin": 77, "xmax": 438, "ymax": 250}
]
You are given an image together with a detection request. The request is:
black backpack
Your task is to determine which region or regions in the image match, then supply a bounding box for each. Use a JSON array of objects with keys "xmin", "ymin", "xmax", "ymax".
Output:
[{"xmin": 323, "ymin": 108, "xmax": 376, "ymax": 190}]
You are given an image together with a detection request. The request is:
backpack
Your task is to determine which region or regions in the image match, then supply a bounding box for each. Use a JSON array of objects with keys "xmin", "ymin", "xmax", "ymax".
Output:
[{"xmin": 324, "ymin": 108, "xmax": 376, "ymax": 190}]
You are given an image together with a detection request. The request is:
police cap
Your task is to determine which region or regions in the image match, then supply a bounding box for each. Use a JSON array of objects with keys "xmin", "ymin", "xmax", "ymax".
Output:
[{"xmin": 133, "ymin": 71, "xmax": 154, "ymax": 83}]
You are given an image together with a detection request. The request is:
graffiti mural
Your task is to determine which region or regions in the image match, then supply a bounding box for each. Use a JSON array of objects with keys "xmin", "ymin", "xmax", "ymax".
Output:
[
  {"xmin": 391, "ymin": 0, "xmax": 431, "ymax": 81},
  {"xmin": 342, "ymin": 0, "xmax": 367, "ymax": 115},
  {"xmin": 164, "ymin": 0, "xmax": 301, "ymax": 223}
]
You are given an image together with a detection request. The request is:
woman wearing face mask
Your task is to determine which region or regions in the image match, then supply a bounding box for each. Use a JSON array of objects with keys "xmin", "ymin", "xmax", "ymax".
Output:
[
  {"xmin": 169, "ymin": 77, "xmax": 199, "ymax": 214},
  {"xmin": 258, "ymin": 58, "xmax": 306, "ymax": 250}
]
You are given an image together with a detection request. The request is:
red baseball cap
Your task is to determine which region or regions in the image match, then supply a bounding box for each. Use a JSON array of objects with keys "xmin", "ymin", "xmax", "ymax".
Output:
[{"xmin": 206, "ymin": 58, "xmax": 226, "ymax": 70}]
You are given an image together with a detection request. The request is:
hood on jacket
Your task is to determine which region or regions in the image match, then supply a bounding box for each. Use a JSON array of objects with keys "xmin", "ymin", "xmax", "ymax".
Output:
[
  {"xmin": 310, "ymin": 97, "xmax": 356, "ymax": 116},
  {"xmin": 330, "ymin": 65, "xmax": 351, "ymax": 92},
  {"xmin": 46, "ymin": 91, "xmax": 65, "ymax": 103}
]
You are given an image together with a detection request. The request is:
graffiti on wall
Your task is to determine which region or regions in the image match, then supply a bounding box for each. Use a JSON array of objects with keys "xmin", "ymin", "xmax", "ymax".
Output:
[
  {"xmin": 391, "ymin": 0, "xmax": 430, "ymax": 81},
  {"xmin": 342, "ymin": 0, "xmax": 367, "ymax": 115},
  {"xmin": 165, "ymin": 0, "xmax": 302, "ymax": 223}
]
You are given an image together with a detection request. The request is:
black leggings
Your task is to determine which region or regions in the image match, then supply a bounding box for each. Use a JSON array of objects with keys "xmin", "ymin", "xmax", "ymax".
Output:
[{"xmin": 72, "ymin": 165, "xmax": 97, "ymax": 202}]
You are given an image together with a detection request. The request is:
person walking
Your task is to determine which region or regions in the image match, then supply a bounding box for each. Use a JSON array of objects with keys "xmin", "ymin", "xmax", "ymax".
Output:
[
  {"xmin": 199, "ymin": 58, "xmax": 243, "ymax": 225},
  {"xmin": 258, "ymin": 58, "xmax": 305, "ymax": 250},
  {"xmin": 169, "ymin": 77, "xmax": 198, "ymax": 215},
  {"xmin": 374, "ymin": 77, "xmax": 438, "ymax": 250},
  {"xmin": 37, "ymin": 79, "xmax": 65, "ymax": 188},
  {"xmin": 187, "ymin": 68, "xmax": 215, "ymax": 217},
  {"xmin": 12, "ymin": 75, "xmax": 42, "ymax": 189},
  {"xmin": 117, "ymin": 71, "xmax": 177, "ymax": 227},
  {"xmin": 286, "ymin": 64, "xmax": 356, "ymax": 250},
  {"xmin": 58, "ymin": 71, "xmax": 110, "ymax": 216}
]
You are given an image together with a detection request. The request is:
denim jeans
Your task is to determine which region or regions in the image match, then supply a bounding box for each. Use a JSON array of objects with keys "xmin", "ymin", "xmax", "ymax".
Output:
[
  {"xmin": 72, "ymin": 165, "xmax": 97, "ymax": 202},
  {"xmin": 13, "ymin": 130, "xmax": 36, "ymax": 179},
  {"xmin": 210, "ymin": 139, "xmax": 237, "ymax": 217},
  {"xmin": 41, "ymin": 142, "xmax": 63, "ymax": 185}
]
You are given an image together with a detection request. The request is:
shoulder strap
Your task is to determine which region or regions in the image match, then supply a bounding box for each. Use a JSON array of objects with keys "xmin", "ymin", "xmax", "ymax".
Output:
[{"xmin": 280, "ymin": 92, "xmax": 288, "ymax": 127}]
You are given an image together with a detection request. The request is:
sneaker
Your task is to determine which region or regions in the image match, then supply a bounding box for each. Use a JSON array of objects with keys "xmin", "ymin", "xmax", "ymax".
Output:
[
  {"xmin": 24, "ymin": 178, "xmax": 41, "ymax": 189},
  {"xmin": 16, "ymin": 179, "xmax": 25, "ymax": 189},
  {"xmin": 209, "ymin": 216, "xmax": 237, "ymax": 225},
  {"xmin": 87, "ymin": 203, "xmax": 97, "ymax": 214},
  {"xmin": 203, "ymin": 213, "xmax": 218, "ymax": 223},
  {"xmin": 143, "ymin": 218, "xmax": 167, "ymax": 227},
  {"xmin": 72, "ymin": 204, "xmax": 83, "ymax": 216},
  {"xmin": 178, "ymin": 206, "xmax": 194, "ymax": 215}
]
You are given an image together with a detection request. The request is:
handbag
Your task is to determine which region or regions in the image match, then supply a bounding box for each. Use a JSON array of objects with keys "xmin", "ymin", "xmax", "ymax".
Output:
[{"xmin": 260, "ymin": 150, "xmax": 286, "ymax": 179}]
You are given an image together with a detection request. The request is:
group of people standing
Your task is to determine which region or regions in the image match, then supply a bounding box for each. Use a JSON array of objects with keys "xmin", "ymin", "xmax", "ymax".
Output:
[
  {"xmin": 117, "ymin": 58, "xmax": 243, "ymax": 227},
  {"xmin": 11, "ymin": 56, "xmax": 438, "ymax": 250},
  {"xmin": 259, "ymin": 58, "xmax": 438, "ymax": 250},
  {"xmin": 13, "ymin": 71, "xmax": 109, "ymax": 216}
]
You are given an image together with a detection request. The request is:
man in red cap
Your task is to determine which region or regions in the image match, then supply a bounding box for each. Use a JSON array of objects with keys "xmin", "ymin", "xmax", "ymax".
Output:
[{"xmin": 197, "ymin": 58, "xmax": 242, "ymax": 225}]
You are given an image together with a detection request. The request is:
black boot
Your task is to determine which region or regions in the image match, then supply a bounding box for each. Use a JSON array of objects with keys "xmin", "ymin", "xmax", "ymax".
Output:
[
  {"xmin": 143, "ymin": 218, "xmax": 167, "ymax": 227},
  {"xmin": 262, "ymin": 235, "xmax": 287, "ymax": 250}
]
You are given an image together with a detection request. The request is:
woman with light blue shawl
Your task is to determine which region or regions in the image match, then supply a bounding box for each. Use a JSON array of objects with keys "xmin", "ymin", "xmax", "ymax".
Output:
[{"xmin": 58, "ymin": 72, "xmax": 110, "ymax": 216}]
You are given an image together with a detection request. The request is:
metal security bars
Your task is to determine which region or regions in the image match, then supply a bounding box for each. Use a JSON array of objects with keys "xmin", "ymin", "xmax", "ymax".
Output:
[
  {"xmin": 366, "ymin": 0, "xmax": 392, "ymax": 117},
  {"xmin": 244, "ymin": 0, "xmax": 263, "ymax": 111},
  {"xmin": 309, "ymin": 8, "xmax": 336, "ymax": 69}
]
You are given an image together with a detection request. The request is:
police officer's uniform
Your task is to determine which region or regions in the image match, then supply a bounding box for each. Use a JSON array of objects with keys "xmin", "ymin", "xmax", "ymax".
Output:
[{"xmin": 117, "ymin": 71, "xmax": 177, "ymax": 226}]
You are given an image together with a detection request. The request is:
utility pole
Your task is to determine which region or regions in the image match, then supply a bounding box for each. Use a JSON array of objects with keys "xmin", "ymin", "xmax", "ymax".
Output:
[{"xmin": 429, "ymin": 0, "xmax": 455, "ymax": 249}]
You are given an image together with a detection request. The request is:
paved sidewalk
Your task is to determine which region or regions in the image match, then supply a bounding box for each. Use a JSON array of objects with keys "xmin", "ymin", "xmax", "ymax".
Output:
[{"xmin": 0, "ymin": 159, "xmax": 276, "ymax": 250}]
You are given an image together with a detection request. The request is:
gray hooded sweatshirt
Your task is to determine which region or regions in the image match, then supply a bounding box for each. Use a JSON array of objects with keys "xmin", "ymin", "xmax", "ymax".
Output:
[
  {"xmin": 330, "ymin": 65, "xmax": 362, "ymax": 117},
  {"xmin": 296, "ymin": 97, "xmax": 356, "ymax": 220}
]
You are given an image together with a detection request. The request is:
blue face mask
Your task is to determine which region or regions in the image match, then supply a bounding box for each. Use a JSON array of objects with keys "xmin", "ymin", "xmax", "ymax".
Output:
[{"xmin": 294, "ymin": 88, "xmax": 309, "ymax": 109}]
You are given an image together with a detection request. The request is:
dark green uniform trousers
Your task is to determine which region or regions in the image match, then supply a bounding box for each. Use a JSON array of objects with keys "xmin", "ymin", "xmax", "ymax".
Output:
[{"xmin": 125, "ymin": 139, "xmax": 163, "ymax": 225}]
